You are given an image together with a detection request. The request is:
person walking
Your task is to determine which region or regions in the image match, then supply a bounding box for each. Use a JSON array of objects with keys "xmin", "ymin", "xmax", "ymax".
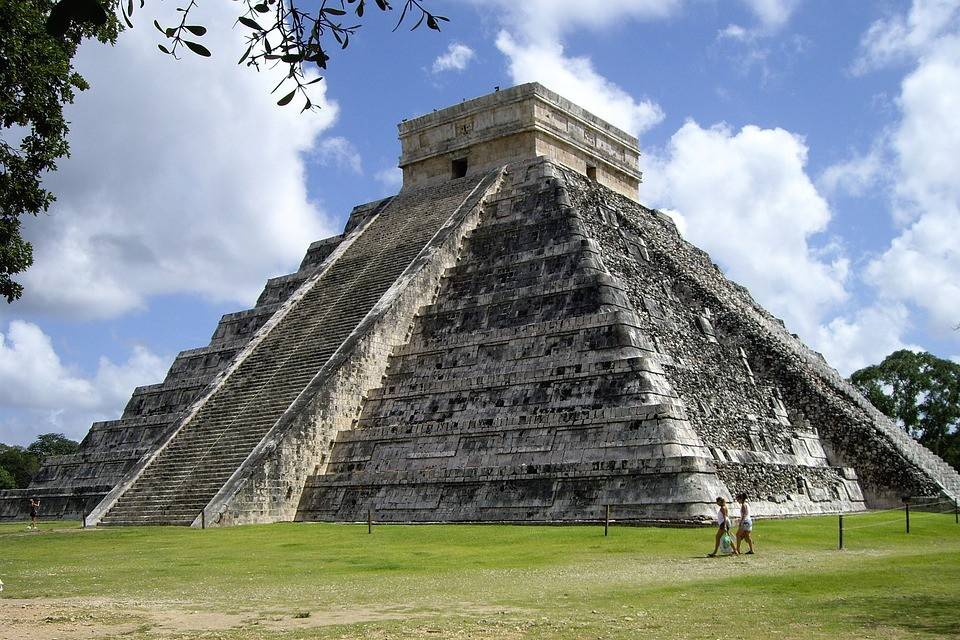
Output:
[
  {"xmin": 707, "ymin": 497, "xmax": 737, "ymax": 557},
  {"xmin": 735, "ymin": 493, "xmax": 755, "ymax": 555},
  {"xmin": 29, "ymin": 497, "xmax": 40, "ymax": 530}
]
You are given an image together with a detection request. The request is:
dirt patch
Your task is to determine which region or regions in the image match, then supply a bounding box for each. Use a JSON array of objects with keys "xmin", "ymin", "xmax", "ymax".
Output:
[{"xmin": 0, "ymin": 597, "xmax": 438, "ymax": 638}]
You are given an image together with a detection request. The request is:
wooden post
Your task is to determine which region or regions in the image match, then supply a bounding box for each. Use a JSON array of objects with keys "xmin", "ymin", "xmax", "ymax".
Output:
[
  {"xmin": 904, "ymin": 500, "xmax": 910, "ymax": 534},
  {"xmin": 838, "ymin": 514, "xmax": 843, "ymax": 550},
  {"xmin": 201, "ymin": 509, "xmax": 206, "ymax": 530},
  {"xmin": 367, "ymin": 507, "xmax": 372, "ymax": 534},
  {"xmin": 81, "ymin": 508, "xmax": 86, "ymax": 529},
  {"xmin": 604, "ymin": 505, "xmax": 610, "ymax": 537},
  {"xmin": 955, "ymin": 499, "xmax": 958, "ymax": 524}
]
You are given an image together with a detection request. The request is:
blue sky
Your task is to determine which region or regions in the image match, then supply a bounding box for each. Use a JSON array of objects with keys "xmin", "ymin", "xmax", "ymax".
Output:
[{"xmin": 2, "ymin": 0, "xmax": 959, "ymax": 445}]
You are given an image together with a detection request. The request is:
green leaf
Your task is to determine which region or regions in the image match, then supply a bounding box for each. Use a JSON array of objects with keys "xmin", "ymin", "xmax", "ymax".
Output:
[
  {"xmin": 154, "ymin": 20, "xmax": 165, "ymax": 34},
  {"xmin": 254, "ymin": 3, "xmax": 269, "ymax": 12},
  {"xmin": 185, "ymin": 25, "xmax": 207, "ymax": 36},
  {"xmin": 184, "ymin": 41, "xmax": 212, "ymax": 57},
  {"xmin": 158, "ymin": 44, "xmax": 170, "ymax": 54},
  {"xmin": 322, "ymin": 8, "xmax": 347, "ymax": 16},
  {"xmin": 238, "ymin": 45, "xmax": 253, "ymax": 65},
  {"xmin": 277, "ymin": 89, "xmax": 297, "ymax": 106}
]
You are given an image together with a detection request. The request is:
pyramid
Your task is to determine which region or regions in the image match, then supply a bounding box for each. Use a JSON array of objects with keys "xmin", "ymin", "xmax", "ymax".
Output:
[{"xmin": 3, "ymin": 84, "xmax": 957, "ymax": 525}]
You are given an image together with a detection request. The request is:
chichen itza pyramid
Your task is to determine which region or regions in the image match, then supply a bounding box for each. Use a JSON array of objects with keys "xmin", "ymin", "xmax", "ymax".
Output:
[{"xmin": 3, "ymin": 83, "xmax": 958, "ymax": 526}]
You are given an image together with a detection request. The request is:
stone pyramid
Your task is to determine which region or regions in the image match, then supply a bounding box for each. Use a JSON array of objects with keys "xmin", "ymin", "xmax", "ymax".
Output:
[{"xmin": 4, "ymin": 84, "xmax": 957, "ymax": 526}]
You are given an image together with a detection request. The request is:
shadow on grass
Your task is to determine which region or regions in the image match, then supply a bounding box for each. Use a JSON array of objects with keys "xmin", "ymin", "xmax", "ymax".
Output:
[{"xmin": 826, "ymin": 594, "xmax": 960, "ymax": 636}]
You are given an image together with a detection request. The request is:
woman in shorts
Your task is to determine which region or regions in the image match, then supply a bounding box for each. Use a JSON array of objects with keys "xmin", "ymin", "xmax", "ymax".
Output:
[
  {"xmin": 707, "ymin": 497, "xmax": 737, "ymax": 557},
  {"xmin": 735, "ymin": 493, "xmax": 755, "ymax": 554},
  {"xmin": 29, "ymin": 497, "xmax": 40, "ymax": 530}
]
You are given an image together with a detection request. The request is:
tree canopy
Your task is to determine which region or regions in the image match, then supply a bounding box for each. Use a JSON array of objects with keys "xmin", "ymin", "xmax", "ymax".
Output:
[
  {"xmin": 1, "ymin": 0, "xmax": 444, "ymax": 303},
  {"xmin": 850, "ymin": 349, "xmax": 960, "ymax": 472},
  {"xmin": 0, "ymin": 432, "xmax": 80, "ymax": 489}
]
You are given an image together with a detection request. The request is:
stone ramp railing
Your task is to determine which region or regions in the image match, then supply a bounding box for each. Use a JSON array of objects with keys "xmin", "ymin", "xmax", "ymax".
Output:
[{"xmin": 90, "ymin": 174, "xmax": 490, "ymax": 526}]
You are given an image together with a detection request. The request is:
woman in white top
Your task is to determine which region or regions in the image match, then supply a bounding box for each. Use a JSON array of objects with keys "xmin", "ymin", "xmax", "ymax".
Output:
[
  {"xmin": 707, "ymin": 497, "xmax": 737, "ymax": 557},
  {"xmin": 735, "ymin": 493, "xmax": 755, "ymax": 555}
]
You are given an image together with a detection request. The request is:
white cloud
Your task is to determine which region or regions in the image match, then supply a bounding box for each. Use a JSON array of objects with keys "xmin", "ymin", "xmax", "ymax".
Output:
[
  {"xmin": 495, "ymin": 32, "xmax": 664, "ymax": 137},
  {"xmin": 314, "ymin": 136, "xmax": 363, "ymax": 174},
  {"xmin": 864, "ymin": 35, "xmax": 960, "ymax": 332},
  {"xmin": 375, "ymin": 167, "xmax": 403, "ymax": 190},
  {"xmin": 481, "ymin": 0, "xmax": 683, "ymax": 43},
  {"xmin": 432, "ymin": 42, "xmax": 476, "ymax": 74},
  {"xmin": 18, "ymin": 2, "xmax": 339, "ymax": 319},
  {"xmin": 463, "ymin": 1, "xmax": 672, "ymax": 138},
  {"xmin": 814, "ymin": 303, "xmax": 920, "ymax": 376},
  {"xmin": 0, "ymin": 321, "xmax": 169, "ymax": 444},
  {"xmin": 739, "ymin": 0, "xmax": 801, "ymax": 32},
  {"xmin": 643, "ymin": 120, "xmax": 848, "ymax": 338},
  {"xmin": 853, "ymin": 0, "xmax": 960, "ymax": 74},
  {"xmin": 819, "ymin": 144, "xmax": 887, "ymax": 197}
]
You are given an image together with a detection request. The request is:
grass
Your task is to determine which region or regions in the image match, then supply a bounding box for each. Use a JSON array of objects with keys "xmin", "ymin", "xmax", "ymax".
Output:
[{"xmin": 1, "ymin": 511, "xmax": 958, "ymax": 639}]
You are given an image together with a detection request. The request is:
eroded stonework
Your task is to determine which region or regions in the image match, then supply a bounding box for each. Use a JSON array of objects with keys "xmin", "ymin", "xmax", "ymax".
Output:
[{"xmin": 5, "ymin": 84, "xmax": 957, "ymax": 525}]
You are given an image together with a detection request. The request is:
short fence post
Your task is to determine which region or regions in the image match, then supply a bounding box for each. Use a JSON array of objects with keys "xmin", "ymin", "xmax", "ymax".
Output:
[
  {"xmin": 904, "ymin": 499, "xmax": 910, "ymax": 534},
  {"xmin": 604, "ymin": 505, "xmax": 610, "ymax": 537},
  {"xmin": 201, "ymin": 509, "xmax": 206, "ymax": 530},
  {"xmin": 838, "ymin": 514, "xmax": 843, "ymax": 551},
  {"xmin": 367, "ymin": 507, "xmax": 372, "ymax": 534},
  {"xmin": 955, "ymin": 499, "xmax": 958, "ymax": 524}
]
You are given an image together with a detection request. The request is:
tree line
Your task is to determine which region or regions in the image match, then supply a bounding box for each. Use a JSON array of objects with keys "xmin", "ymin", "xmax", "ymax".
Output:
[{"xmin": 0, "ymin": 433, "xmax": 79, "ymax": 489}]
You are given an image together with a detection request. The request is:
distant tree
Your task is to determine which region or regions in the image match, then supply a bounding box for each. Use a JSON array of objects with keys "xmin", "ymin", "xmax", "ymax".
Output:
[
  {"xmin": 2, "ymin": 0, "xmax": 446, "ymax": 303},
  {"xmin": 0, "ymin": 465, "xmax": 15, "ymax": 490},
  {"xmin": 26, "ymin": 432, "xmax": 80, "ymax": 460},
  {"xmin": 0, "ymin": 444, "xmax": 40, "ymax": 489},
  {"xmin": 850, "ymin": 350, "xmax": 960, "ymax": 471},
  {"xmin": 0, "ymin": 0, "xmax": 119, "ymax": 303}
]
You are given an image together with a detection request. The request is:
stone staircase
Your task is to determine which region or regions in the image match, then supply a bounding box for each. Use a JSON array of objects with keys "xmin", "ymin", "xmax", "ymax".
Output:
[{"xmin": 98, "ymin": 174, "xmax": 490, "ymax": 525}]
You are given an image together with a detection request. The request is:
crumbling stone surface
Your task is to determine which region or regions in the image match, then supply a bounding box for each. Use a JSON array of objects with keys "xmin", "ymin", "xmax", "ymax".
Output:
[{"xmin": 554, "ymin": 166, "xmax": 957, "ymax": 508}]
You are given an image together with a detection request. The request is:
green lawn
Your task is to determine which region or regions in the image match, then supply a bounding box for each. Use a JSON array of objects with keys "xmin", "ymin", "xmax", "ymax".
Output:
[{"xmin": 1, "ymin": 511, "xmax": 958, "ymax": 639}]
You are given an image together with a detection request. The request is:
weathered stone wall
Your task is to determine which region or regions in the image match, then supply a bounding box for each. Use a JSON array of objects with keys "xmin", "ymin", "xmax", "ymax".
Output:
[{"xmin": 553, "ymin": 166, "xmax": 958, "ymax": 508}]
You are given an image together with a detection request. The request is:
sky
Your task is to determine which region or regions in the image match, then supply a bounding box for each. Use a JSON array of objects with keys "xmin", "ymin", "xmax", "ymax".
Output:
[{"xmin": 2, "ymin": 0, "xmax": 960, "ymax": 446}]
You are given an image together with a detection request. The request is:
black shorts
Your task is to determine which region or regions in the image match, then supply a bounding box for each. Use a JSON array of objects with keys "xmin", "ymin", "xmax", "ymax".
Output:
[{"xmin": 30, "ymin": 509, "xmax": 37, "ymax": 518}]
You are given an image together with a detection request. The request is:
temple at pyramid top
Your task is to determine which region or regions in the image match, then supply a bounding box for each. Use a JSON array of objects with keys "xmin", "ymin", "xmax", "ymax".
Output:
[{"xmin": 397, "ymin": 83, "xmax": 643, "ymax": 201}]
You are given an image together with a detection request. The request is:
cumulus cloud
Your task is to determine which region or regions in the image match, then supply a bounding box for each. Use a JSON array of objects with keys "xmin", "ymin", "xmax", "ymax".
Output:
[
  {"xmin": 18, "ymin": 2, "xmax": 339, "ymax": 319},
  {"xmin": 643, "ymin": 121, "xmax": 848, "ymax": 339},
  {"xmin": 0, "ymin": 321, "xmax": 169, "ymax": 444},
  {"xmin": 432, "ymin": 42, "xmax": 476, "ymax": 74},
  {"xmin": 375, "ymin": 167, "xmax": 403, "ymax": 190},
  {"xmin": 739, "ymin": 0, "xmax": 801, "ymax": 32},
  {"xmin": 467, "ymin": 1, "xmax": 670, "ymax": 138},
  {"xmin": 866, "ymin": 39, "xmax": 960, "ymax": 329},
  {"xmin": 495, "ymin": 33, "xmax": 664, "ymax": 137},
  {"xmin": 314, "ymin": 136, "xmax": 363, "ymax": 174},
  {"xmin": 481, "ymin": 0, "xmax": 682, "ymax": 43},
  {"xmin": 819, "ymin": 144, "xmax": 887, "ymax": 197},
  {"xmin": 814, "ymin": 303, "xmax": 920, "ymax": 376},
  {"xmin": 852, "ymin": 0, "xmax": 960, "ymax": 74}
]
